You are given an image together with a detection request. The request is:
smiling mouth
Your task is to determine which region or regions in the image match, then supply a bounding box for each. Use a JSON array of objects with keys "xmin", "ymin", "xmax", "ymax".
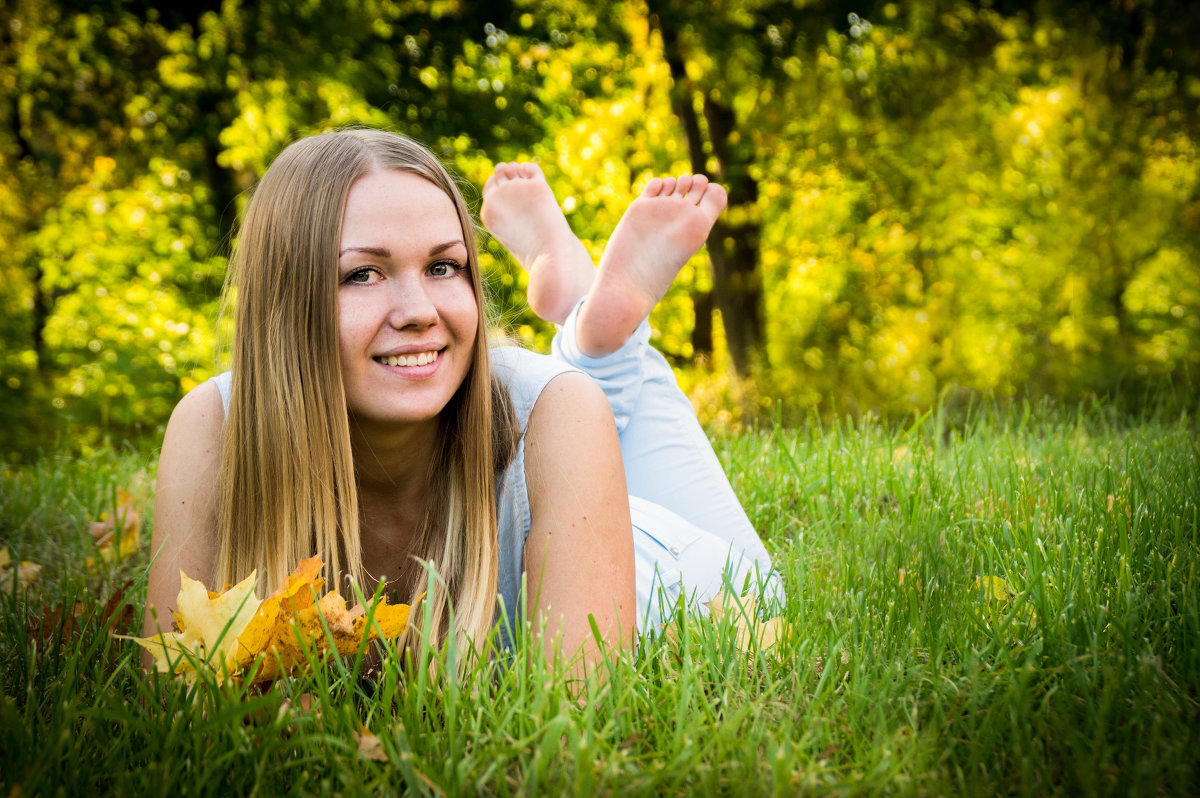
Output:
[{"xmin": 373, "ymin": 350, "xmax": 441, "ymax": 367}]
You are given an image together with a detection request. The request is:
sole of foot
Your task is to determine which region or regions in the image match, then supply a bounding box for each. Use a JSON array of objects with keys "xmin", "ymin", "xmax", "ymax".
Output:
[
  {"xmin": 577, "ymin": 174, "xmax": 728, "ymax": 356},
  {"xmin": 480, "ymin": 162, "xmax": 595, "ymax": 325}
]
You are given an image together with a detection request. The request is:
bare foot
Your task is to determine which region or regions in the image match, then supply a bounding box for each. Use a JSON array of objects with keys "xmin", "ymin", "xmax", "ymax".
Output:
[
  {"xmin": 577, "ymin": 174, "xmax": 728, "ymax": 356},
  {"xmin": 480, "ymin": 162, "xmax": 595, "ymax": 324}
]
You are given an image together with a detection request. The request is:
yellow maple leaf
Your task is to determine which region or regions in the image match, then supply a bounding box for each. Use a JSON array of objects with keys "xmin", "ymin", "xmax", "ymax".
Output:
[
  {"xmin": 737, "ymin": 615, "xmax": 788, "ymax": 651},
  {"xmin": 128, "ymin": 571, "xmax": 261, "ymax": 681},
  {"xmin": 235, "ymin": 554, "xmax": 325, "ymax": 678},
  {"xmin": 707, "ymin": 588, "xmax": 756, "ymax": 623},
  {"xmin": 973, "ymin": 574, "xmax": 1036, "ymax": 633},
  {"xmin": 0, "ymin": 547, "xmax": 42, "ymax": 588},
  {"xmin": 127, "ymin": 555, "xmax": 412, "ymax": 685},
  {"xmin": 254, "ymin": 589, "xmax": 412, "ymax": 684}
]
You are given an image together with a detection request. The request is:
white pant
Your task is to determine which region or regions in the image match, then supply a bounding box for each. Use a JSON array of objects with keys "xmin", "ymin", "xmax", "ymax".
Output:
[{"xmin": 551, "ymin": 301, "xmax": 784, "ymax": 630}]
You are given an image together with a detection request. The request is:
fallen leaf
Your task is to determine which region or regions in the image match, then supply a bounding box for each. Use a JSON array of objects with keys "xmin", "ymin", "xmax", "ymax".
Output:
[
  {"xmin": 0, "ymin": 547, "xmax": 42, "ymax": 588},
  {"xmin": 975, "ymin": 575, "xmax": 1017, "ymax": 603},
  {"xmin": 736, "ymin": 615, "xmax": 788, "ymax": 651},
  {"xmin": 707, "ymin": 588, "xmax": 756, "ymax": 624},
  {"xmin": 127, "ymin": 571, "xmax": 262, "ymax": 681},
  {"xmin": 28, "ymin": 601, "xmax": 85, "ymax": 640},
  {"xmin": 706, "ymin": 588, "xmax": 790, "ymax": 653},
  {"xmin": 99, "ymin": 581, "xmax": 137, "ymax": 634},
  {"xmin": 86, "ymin": 487, "xmax": 142, "ymax": 566},
  {"xmin": 355, "ymin": 725, "xmax": 388, "ymax": 762},
  {"xmin": 235, "ymin": 554, "xmax": 325, "ymax": 679},
  {"xmin": 972, "ymin": 574, "xmax": 1037, "ymax": 634},
  {"xmin": 124, "ymin": 556, "xmax": 411, "ymax": 685}
]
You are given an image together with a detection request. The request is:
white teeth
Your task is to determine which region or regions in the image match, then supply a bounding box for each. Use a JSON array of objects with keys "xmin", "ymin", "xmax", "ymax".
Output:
[{"xmin": 376, "ymin": 351, "xmax": 439, "ymax": 367}]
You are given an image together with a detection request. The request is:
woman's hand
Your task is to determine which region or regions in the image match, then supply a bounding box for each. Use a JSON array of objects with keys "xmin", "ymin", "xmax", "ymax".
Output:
[{"xmin": 522, "ymin": 371, "xmax": 636, "ymax": 672}]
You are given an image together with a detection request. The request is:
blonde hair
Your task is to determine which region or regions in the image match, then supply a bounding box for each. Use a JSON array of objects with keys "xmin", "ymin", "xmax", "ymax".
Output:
[{"xmin": 215, "ymin": 128, "xmax": 516, "ymax": 650}]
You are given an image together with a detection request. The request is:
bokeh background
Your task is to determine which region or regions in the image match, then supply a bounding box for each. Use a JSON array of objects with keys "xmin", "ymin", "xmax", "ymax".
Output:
[{"xmin": 2, "ymin": 0, "xmax": 1198, "ymax": 458}]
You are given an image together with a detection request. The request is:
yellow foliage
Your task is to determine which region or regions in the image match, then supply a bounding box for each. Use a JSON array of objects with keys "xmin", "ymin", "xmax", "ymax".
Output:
[{"xmin": 126, "ymin": 555, "xmax": 412, "ymax": 684}]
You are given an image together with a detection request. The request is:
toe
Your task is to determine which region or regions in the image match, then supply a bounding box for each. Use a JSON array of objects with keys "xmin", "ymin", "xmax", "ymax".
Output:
[
  {"xmin": 687, "ymin": 174, "xmax": 710, "ymax": 205},
  {"xmin": 518, "ymin": 162, "xmax": 543, "ymax": 180},
  {"xmin": 642, "ymin": 177, "xmax": 664, "ymax": 197},
  {"xmin": 674, "ymin": 174, "xmax": 694, "ymax": 196},
  {"xmin": 660, "ymin": 176, "xmax": 677, "ymax": 196},
  {"xmin": 697, "ymin": 181, "xmax": 728, "ymax": 219}
]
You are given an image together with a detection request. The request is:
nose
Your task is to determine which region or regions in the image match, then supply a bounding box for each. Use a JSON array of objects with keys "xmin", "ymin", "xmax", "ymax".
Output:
[{"xmin": 386, "ymin": 272, "xmax": 438, "ymax": 330}]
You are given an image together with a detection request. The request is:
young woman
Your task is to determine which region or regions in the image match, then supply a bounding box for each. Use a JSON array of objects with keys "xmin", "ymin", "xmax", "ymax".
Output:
[{"xmin": 144, "ymin": 128, "xmax": 779, "ymax": 666}]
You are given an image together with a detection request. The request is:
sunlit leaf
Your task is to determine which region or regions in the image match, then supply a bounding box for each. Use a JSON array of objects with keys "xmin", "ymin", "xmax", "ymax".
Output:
[
  {"xmin": 355, "ymin": 725, "xmax": 388, "ymax": 762},
  {"xmin": 706, "ymin": 588, "xmax": 790, "ymax": 653},
  {"xmin": 975, "ymin": 575, "xmax": 1018, "ymax": 603},
  {"xmin": 0, "ymin": 547, "xmax": 42, "ymax": 588},
  {"xmin": 124, "ymin": 555, "xmax": 411, "ymax": 685},
  {"xmin": 86, "ymin": 484, "xmax": 144, "ymax": 566}
]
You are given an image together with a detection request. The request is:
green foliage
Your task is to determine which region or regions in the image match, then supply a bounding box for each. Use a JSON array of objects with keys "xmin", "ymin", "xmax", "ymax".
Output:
[
  {"xmin": 30, "ymin": 160, "xmax": 225, "ymax": 436},
  {"xmin": 2, "ymin": 0, "xmax": 1198, "ymax": 454},
  {"xmin": 750, "ymin": 3, "xmax": 1200, "ymax": 414}
]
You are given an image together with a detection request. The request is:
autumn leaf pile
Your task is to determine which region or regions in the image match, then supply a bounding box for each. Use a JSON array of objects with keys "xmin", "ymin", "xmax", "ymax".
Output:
[{"xmin": 128, "ymin": 556, "xmax": 412, "ymax": 684}]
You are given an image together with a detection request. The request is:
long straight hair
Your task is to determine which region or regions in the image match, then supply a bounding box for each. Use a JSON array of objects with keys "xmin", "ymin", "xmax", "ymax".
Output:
[{"xmin": 215, "ymin": 128, "xmax": 516, "ymax": 649}]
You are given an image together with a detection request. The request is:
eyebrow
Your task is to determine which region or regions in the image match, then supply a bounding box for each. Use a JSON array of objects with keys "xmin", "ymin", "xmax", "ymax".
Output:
[
  {"xmin": 339, "ymin": 246, "xmax": 389, "ymax": 258},
  {"xmin": 338, "ymin": 240, "xmax": 466, "ymax": 259}
]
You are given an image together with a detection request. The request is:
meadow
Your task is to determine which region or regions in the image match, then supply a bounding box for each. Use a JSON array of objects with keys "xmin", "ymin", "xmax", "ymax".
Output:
[{"xmin": 1, "ymin": 396, "xmax": 1197, "ymax": 796}]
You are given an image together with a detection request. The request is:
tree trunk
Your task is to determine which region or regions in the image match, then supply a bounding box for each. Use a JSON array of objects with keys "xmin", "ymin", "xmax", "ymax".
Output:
[
  {"xmin": 646, "ymin": 2, "xmax": 764, "ymax": 375},
  {"xmin": 8, "ymin": 85, "xmax": 49, "ymax": 379},
  {"xmin": 691, "ymin": 289, "xmax": 713, "ymax": 359}
]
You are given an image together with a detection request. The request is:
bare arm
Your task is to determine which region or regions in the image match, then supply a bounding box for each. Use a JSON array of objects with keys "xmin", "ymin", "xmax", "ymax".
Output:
[
  {"xmin": 142, "ymin": 381, "xmax": 224, "ymax": 656},
  {"xmin": 522, "ymin": 371, "xmax": 636, "ymax": 671}
]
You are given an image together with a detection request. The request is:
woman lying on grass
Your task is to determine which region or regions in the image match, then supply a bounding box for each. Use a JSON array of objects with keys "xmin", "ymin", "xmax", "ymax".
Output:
[{"xmin": 144, "ymin": 128, "xmax": 781, "ymax": 667}]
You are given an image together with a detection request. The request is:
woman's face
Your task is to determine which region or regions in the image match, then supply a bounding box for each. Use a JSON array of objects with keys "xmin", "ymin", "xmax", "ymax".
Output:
[{"xmin": 337, "ymin": 169, "xmax": 479, "ymax": 431}]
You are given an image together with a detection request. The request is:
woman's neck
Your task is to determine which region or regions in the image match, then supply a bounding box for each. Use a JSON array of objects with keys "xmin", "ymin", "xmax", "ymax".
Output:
[
  {"xmin": 348, "ymin": 416, "xmax": 440, "ymax": 498},
  {"xmin": 349, "ymin": 417, "xmax": 441, "ymax": 585}
]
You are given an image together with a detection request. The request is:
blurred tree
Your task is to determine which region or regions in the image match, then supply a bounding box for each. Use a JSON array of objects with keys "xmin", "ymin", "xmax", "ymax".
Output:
[
  {"xmin": 2, "ymin": 0, "xmax": 1198, "ymax": 455},
  {"xmin": 643, "ymin": 0, "xmax": 765, "ymax": 372},
  {"xmin": 0, "ymin": 0, "xmax": 550, "ymax": 454}
]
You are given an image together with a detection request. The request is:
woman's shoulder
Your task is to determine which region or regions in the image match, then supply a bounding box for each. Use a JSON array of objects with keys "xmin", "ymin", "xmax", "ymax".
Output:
[
  {"xmin": 171, "ymin": 377, "xmax": 226, "ymax": 430},
  {"xmin": 490, "ymin": 345, "xmax": 582, "ymax": 427},
  {"xmin": 159, "ymin": 379, "xmax": 225, "ymax": 467}
]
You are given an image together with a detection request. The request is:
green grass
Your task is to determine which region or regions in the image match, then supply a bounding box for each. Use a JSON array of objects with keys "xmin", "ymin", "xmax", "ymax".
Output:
[{"xmin": 2, "ymin": 398, "xmax": 1198, "ymax": 796}]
